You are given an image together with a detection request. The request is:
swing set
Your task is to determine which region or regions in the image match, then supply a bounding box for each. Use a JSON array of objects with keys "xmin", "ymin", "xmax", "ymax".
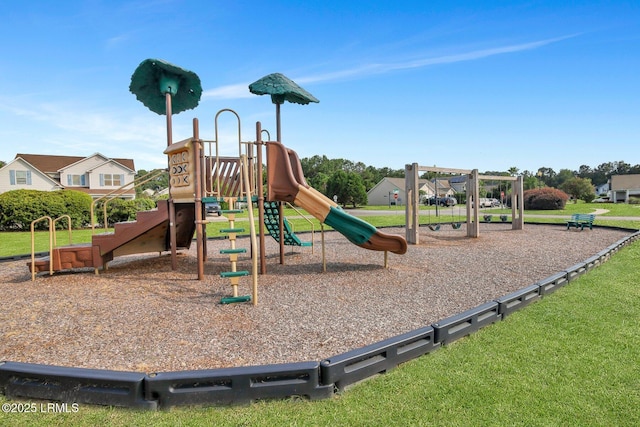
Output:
[
  {"xmin": 426, "ymin": 176, "xmax": 463, "ymax": 231},
  {"xmin": 405, "ymin": 163, "xmax": 524, "ymax": 244}
]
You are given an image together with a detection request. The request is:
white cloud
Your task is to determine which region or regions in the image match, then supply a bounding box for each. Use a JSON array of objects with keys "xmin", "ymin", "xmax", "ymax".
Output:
[
  {"xmin": 299, "ymin": 34, "xmax": 579, "ymax": 84},
  {"xmin": 203, "ymin": 34, "xmax": 579, "ymax": 99},
  {"xmin": 202, "ymin": 83, "xmax": 253, "ymax": 100}
]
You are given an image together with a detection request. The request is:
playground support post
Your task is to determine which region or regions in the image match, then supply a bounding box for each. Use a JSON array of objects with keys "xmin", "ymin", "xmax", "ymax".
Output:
[
  {"xmin": 241, "ymin": 155, "xmax": 259, "ymax": 305},
  {"xmin": 256, "ymin": 122, "xmax": 267, "ymax": 275},
  {"xmin": 164, "ymin": 92, "xmax": 178, "ymax": 270},
  {"xmin": 193, "ymin": 118, "xmax": 205, "ymax": 280},
  {"xmin": 468, "ymin": 169, "xmax": 480, "ymax": 238},
  {"xmin": 511, "ymin": 175, "xmax": 524, "ymax": 230},
  {"xmin": 405, "ymin": 163, "xmax": 420, "ymax": 245}
]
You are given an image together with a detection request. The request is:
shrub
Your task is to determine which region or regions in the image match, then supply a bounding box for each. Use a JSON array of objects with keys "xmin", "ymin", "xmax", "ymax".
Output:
[
  {"xmin": 523, "ymin": 187, "xmax": 569, "ymax": 210},
  {"xmin": 95, "ymin": 198, "xmax": 157, "ymax": 226},
  {"xmin": 0, "ymin": 189, "xmax": 92, "ymax": 231}
]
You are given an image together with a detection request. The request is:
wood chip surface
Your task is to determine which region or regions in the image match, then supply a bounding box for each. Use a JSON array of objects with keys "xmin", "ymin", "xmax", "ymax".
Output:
[{"xmin": 0, "ymin": 224, "xmax": 630, "ymax": 373}]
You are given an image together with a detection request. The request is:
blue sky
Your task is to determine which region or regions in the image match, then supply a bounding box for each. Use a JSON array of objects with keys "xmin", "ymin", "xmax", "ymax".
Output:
[{"xmin": 1, "ymin": 1, "xmax": 638, "ymax": 174}]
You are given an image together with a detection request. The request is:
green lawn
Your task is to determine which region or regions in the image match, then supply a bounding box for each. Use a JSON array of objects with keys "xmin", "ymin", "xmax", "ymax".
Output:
[
  {"xmin": 2, "ymin": 202, "xmax": 639, "ymax": 258},
  {"xmin": 2, "ymin": 240, "xmax": 638, "ymax": 426}
]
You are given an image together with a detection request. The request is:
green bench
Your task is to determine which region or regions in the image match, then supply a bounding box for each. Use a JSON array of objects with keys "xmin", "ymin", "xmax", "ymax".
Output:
[{"xmin": 566, "ymin": 213, "xmax": 595, "ymax": 231}]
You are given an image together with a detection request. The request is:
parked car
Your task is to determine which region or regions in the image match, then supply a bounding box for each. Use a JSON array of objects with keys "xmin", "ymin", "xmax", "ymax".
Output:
[
  {"xmin": 205, "ymin": 202, "xmax": 221, "ymax": 215},
  {"xmin": 480, "ymin": 198, "xmax": 493, "ymax": 208},
  {"xmin": 424, "ymin": 196, "xmax": 457, "ymax": 207},
  {"xmin": 471, "ymin": 198, "xmax": 493, "ymax": 208},
  {"xmin": 490, "ymin": 198, "xmax": 500, "ymax": 207}
]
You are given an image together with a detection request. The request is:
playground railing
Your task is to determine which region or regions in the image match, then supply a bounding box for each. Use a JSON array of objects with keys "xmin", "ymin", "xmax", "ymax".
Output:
[
  {"xmin": 30, "ymin": 216, "xmax": 53, "ymax": 280},
  {"xmin": 285, "ymin": 202, "xmax": 317, "ymax": 254},
  {"xmin": 202, "ymin": 109, "xmax": 260, "ymax": 202},
  {"xmin": 29, "ymin": 214, "xmax": 74, "ymax": 281},
  {"xmin": 90, "ymin": 168, "xmax": 167, "ymax": 233}
]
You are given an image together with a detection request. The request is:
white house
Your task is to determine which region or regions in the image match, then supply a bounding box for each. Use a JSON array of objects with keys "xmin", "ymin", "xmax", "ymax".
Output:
[
  {"xmin": 367, "ymin": 177, "xmax": 435, "ymax": 206},
  {"xmin": 0, "ymin": 153, "xmax": 136, "ymax": 199}
]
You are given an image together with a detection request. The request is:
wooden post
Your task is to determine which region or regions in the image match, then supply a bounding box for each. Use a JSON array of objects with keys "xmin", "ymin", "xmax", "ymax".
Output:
[
  {"xmin": 278, "ymin": 202, "xmax": 285, "ymax": 264},
  {"xmin": 241, "ymin": 155, "xmax": 259, "ymax": 305},
  {"xmin": 405, "ymin": 163, "xmax": 419, "ymax": 245},
  {"xmin": 193, "ymin": 118, "xmax": 204, "ymax": 280},
  {"xmin": 512, "ymin": 175, "xmax": 524, "ymax": 230},
  {"xmin": 468, "ymin": 169, "xmax": 480, "ymax": 238},
  {"xmin": 256, "ymin": 122, "xmax": 267, "ymax": 275}
]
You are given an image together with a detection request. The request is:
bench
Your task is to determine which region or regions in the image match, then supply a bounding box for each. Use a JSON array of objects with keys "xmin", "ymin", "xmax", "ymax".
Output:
[{"xmin": 566, "ymin": 213, "xmax": 595, "ymax": 231}]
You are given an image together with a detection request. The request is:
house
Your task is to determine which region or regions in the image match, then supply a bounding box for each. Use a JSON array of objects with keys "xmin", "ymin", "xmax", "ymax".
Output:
[
  {"xmin": 610, "ymin": 174, "xmax": 640, "ymax": 203},
  {"xmin": 595, "ymin": 182, "xmax": 610, "ymax": 196},
  {"xmin": 431, "ymin": 177, "xmax": 457, "ymax": 198},
  {"xmin": 367, "ymin": 177, "xmax": 434, "ymax": 206},
  {"xmin": 448, "ymin": 175, "xmax": 468, "ymax": 193},
  {"xmin": 0, "ymin": 153, "xmax": 136, "ymax": 199}
]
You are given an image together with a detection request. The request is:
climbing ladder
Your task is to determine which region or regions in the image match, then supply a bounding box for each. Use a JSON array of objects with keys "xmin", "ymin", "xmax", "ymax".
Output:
[
  {"xmin": 263, "ymin": 201, "xmax": 313, "ymax": 249},
  {"xmin": 201, "ymin": 110, "xmax": 259, "ymax": 304},
  {"xmin": 218, "ymin": 197, "xmax": 251, "ymax": 304}
]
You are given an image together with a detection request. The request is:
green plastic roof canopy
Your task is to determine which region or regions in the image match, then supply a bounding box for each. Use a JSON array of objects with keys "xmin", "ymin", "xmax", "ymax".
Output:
[
  {"xmin": 129, "ymin": 59, "xmax": 202, "ymax": 115},
  {"xmin": 249, "ymin": 73, "xmax": 319, "ymax": 105},
  {"xmin": 249, "ymin": 73, "xmax": 318, "ymax": 142}
]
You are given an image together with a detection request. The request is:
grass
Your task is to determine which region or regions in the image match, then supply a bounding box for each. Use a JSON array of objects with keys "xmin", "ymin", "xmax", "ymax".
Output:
[
  {"xmin": 2, "ymin": 240, "xmax": 638, "ymax": 425},
  {"xmin": 2, "ymin": 202, "xmax": 639, "ymax": 258}
]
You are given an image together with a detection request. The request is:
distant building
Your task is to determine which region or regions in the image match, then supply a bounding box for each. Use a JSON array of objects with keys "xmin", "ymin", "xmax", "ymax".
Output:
[
  {"xmin": 367, "ymin": 177, "xmax": 461, "ymax": 206},
  {"xmin": 610, "ymin": 174, "xmax": 640, "ymax": 203},
  {"xmin": 595, "ymin": 182, "xmax": 610, "ymax": 196},
  {"xmin": 0, "ymin": 153, "xmax": 136, "ymax": 199},
  {"xmin": 366, "ymin": 177, "xmax": 422, "ymax": 206}
]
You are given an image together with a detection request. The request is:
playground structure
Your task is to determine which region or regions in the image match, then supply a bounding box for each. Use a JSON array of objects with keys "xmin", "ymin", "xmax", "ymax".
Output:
[
  {"xmin": 28, "ymin": 108, "xmax": 408, "ymax": 304},
  {"xmin": 405, "ymin": 163, "xmax": 524, "ymax": 243},
  {"xmin": 11, "ymin": 62, "xmax": 640, "ymax": 411}
]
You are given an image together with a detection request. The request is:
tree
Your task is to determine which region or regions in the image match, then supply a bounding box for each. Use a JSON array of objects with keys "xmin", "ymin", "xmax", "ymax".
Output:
[
  {"xmin": 523, "ymin": 175, "xmax": 539, "ymax": 190},
  {"xmin": 536, "ymin": 167, "xmax": 557, "ymax": 187},
  {"xmin": 555, "ymin": 169, "xmax": 575, "ymax": 188},
  {"xmin": 560, "ymin": 177, "xmax": 596, "ymax": 203},
  {"xmin": 325, "ymin": 170, "xmax": 367, "ymax": 208},
  {"xmin": 300, "ymin": 155, "xmax": 403, "ymax": 193},
  {"xmin": 0, "ymin": 160, "xmax": 5, "ymax": 168},
  {"xmin": 135, "ymin": 169, "xmax": 169, "ymax": 196}
]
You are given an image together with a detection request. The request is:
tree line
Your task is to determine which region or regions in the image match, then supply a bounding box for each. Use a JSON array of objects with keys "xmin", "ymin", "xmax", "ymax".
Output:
[
  {"xmin": 133, "ymin": 157, "xmax": 639, "ymax": 207},
  {"xmin": 298, "ymin": 157, "xmax": 640, "ymax": 205}
]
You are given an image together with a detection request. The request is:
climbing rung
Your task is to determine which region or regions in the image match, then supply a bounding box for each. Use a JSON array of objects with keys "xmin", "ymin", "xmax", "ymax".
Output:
[
  {"xmin": 221, "ymin": 209, "xmax": 243, "ymax": 214},
  {"xmin": 220, "ymin": 228, "xmax": 244, "ymax": 233},
  {"xmin": 220, "ymin": 296, "xmax": 251, "ymax": 304},
  {"xmin": 220, "ymin": 248, "xmax": 247, "ymax": 254},
  {"xmin": 220, "ymin": 270, "xmax": 250, "ymax": 278}
]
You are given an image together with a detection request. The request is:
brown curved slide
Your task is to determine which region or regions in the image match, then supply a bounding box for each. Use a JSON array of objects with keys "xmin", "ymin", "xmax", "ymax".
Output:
[{"xmin": 267, "ymin": 141, "xmax": 407, "ymax": 254}]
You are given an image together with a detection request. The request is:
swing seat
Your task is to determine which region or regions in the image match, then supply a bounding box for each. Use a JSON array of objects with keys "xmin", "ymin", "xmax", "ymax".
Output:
[
  {"xmin": 451, "ymin": 223, "xmax": 462, "ymax": 229},
  {"xmin": 428, "ymin": 224, "xmax": 441, "ymax": 231}
]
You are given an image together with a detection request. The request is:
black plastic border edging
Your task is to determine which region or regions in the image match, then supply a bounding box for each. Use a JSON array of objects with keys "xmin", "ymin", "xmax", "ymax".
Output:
[
  {"xmin": 432, "ymin": 301, "xmax": 501, "ymax": 345},
  {"xmin": 145, "ymin": 362, "xmax": 333, "ymax": 408},
  {"xmin": 0, "ymin": 361, "xmax": 154, "ymax": 409},
  {"xmin": 320, "ymin": 326, "xmax": 439, "ymax": 390},
  {"xmin": 1, "ymin": 226, "xmax": 638, "ymax": 409},
  {"xmin": 496, "ymin": 284, "xmax": 542, "ymax": 318}
]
